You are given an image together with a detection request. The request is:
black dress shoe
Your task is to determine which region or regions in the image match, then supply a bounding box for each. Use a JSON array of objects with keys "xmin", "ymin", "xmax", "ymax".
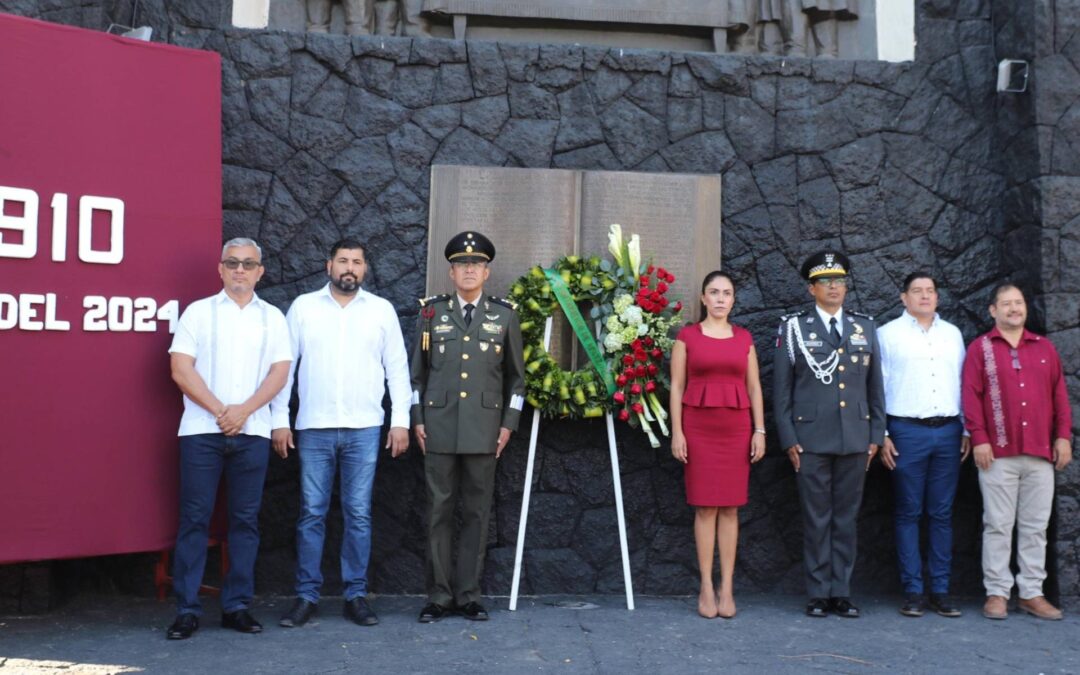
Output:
[
  {"xmin": 279, "ymin": 598, "xmax": 318, "ymax": 628},
  {"xmin": 928, "ymin": 594, "xmax": 962, "ymax": 618},
  {"xmin": 460, "ymin": 601, "xmax": 489, "ymax": 621},
  {"xmin": 418, "ymin": 603, "xmax": 450, "ymax": 623},
  {"xmin": 806, "ymin": 598, "xmax": 830, "ymax": 617},
  {"xmin": 899, "ymin": 593, "xmax": 925, "ymax": 617},
  {"xmin": 166, "ymin": 613, "xmax": 199, "ymax": 640},
  {"xmin": 221, "ymin": 609, "xmax": 263, "ymax": 634},
  {"xmin": 830, "ymin": 597, "xmax": 860, "ymax": 618},
  {"xmin": 344, "ymin": 597, "xmax": 379, "ymax": 626}
]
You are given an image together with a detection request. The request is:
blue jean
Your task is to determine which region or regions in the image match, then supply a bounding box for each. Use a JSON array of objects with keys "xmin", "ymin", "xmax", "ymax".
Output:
[
  {"xmin": 294, "ymin": 427, "xmax": 381, "ymax": 602},
  {"xmin": 888, "ymin": 418, "xmax": 963, "ymax": 595},
  {"xmin": 173, "ymin": 433, "xmax": 269, "ymax": 616}
]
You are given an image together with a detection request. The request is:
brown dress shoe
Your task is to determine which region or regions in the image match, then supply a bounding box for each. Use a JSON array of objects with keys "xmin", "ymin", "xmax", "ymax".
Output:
[
  {"xmin": 982, "ymin": 595, "xmax": 1008, "ymax": 620},
  {"xmin": 1018, "ymin": 596, "xmax": 1063, "ymax": 620}
]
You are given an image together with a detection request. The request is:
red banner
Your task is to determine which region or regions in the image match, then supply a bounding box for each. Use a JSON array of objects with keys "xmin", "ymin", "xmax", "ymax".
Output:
[{"xmin": 0, "ymin": 14, "xmax": 222, "ymax": 562}]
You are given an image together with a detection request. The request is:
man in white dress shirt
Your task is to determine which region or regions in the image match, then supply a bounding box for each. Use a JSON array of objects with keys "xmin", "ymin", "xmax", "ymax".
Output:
[
  {"xmin": 877, "ymin": 272, "xmax": 969, "ymax": 618},
  {"xmin": 166, "ymin": 238, "xmax": 292, "ymax": 640},
  {"xmin": 271, "ymin": 238, "xmax": 411, "ymax": 629}
]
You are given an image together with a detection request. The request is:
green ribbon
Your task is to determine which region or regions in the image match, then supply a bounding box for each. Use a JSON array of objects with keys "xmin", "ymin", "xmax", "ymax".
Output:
[{"xmin": 544, "ymin": 268, "xmax": 617, "ymax": 396}]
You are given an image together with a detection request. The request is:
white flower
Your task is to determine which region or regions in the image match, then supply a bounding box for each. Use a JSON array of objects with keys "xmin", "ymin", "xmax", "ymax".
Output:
[
  {"xmin": 605, "ymin": 315, "xmax": 622, "ymax": 332},
  {"xmin": 637, "ymin": 323, "xmax": 649, "ymax": 336},
  {"xmin": 607, "ymin": 224, "xmax": 624, "ymax": 266},
  {"xmin": 613, "ymin": 294, "xmax": 634, "ymax": 314},
  {"xmin": 603, "ymin": 332, "xmax": 624, "ymax": 352},
  {"xmin": 619, "ymin": 305, "xmax": 643, "ymax": 326},
  {"xmin": 627, "ymin": 234, "xmax": 641, "ymax": 274}
]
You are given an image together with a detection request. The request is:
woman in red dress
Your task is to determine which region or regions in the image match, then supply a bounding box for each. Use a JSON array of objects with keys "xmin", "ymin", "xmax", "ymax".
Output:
[{"xmin": 669, "ymin": 271, "xmax": 766, "ymax": 618}]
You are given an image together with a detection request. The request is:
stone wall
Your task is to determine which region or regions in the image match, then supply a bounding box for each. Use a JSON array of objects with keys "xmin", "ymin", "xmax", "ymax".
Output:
[{"xmin": 3, "ymin": 0, "xmax": 1078, "ymax": 603}]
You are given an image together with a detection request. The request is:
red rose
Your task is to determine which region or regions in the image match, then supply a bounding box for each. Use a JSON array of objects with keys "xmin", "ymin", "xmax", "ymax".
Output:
[
  {"xmin": 651, "ymin": 348, "xmax": 663, "ymax": 360},
  {"xmin": 647, "ymin": 265, "xmax": 655, "ymax": 274},
  {"xmin": 624, "ymin": 367, "xmax": 636, "ymax": 379},
  {"xmin": 616, "ymin": 375, "xmax": 628, "ymax": 387},
  {"xmin": 630, "ymin": 339, "xmax": 642, "ymax": 351},
  {"xmin": 650, "ymin": 291, "xmax": 662, "ymax": 302},
  {"xmin": 631, "ymin": 401, "xmax": 644, "ymax": 414},
  {"xmin": 622, "ymin": 354, "xmax": 635, "ymax": 366},
  {"xmin": 674, "ymin": 301, "xmax": 683, "ymax": 312},
  {"xmin": 659, "ymin": 297, "xmax": 669, "ymax": 307},
  {"xmin": 613, "ymin": 391, "xmax": 626, "ymax": 404},
  {"xmin": 666, "ymin": 272, "xmax": 676, "ymax": 283},
  {"xmin": 618, "ymin": 409, "xmax": 631, "ymax": 422},
  {"xmin": 635, "ymin": 365, "xmax": 647, "ymax": 377},
  {"xmin": 657, "ymin": 282, "xmax": 669, "ymax": 293},
  {"xmin": 635, "ymin": 350, "xmax": 648, "ymax": 362},
  {"xmin": 639, "ymin": 275, "xmax": 650, "ymax": 286},
  {"xmin": 630, "ymin": 383, "xmax": 642, "ymax": 395},
  {"xmin": 645, "ymin": 381, "xmax": 657, "ymax": 393},
  {"xmin": 657, "ymin": 267, "xmax": 667, "ymax": 278},
  {"xmin": 643, "ymin": 337, "xmax": 654, "ymax": 347},
  {"xmin": 647, "ymin": 364, "xmax": 659, "ymax": 375}
]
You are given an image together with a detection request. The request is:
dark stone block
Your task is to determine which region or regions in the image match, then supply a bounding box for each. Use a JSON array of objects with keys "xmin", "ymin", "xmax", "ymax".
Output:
[
  {"xmin": 930, "ymin": 204, "xmax": 984, "ymax": 254},
  {"xmin": 752, "ymin": 155, "xmax": 797, "ymax": 207},
  {"xmin": 301, "ymin": 74, "xmax": 348, "ymax": 121},
  {"xmin": 823, "ymin": 134, "xmax": 884, "ymax": 191},
  {"xmin": 658, "ymin": 131, "xmax": 737, "ymax": 174},
  {"xmin": 837, "ymin": 84, "xmax": 906, "ymax": 136},
  {"xmin": 222, "ymin": 121, "xmax": 294, "ymax": 172},
  {"xmin": 481, "ymin": 546, "xmax": 520, "ymax": 596},
  {"xmin": 353, "ymin": 56, "xmax": 396, "ymax": 97},
  {"xmin": 393, "ymin": 65, "xmax": 437, "ymax": 108},
  {"xmin": 722, "ymin": 161, "xmax": 764, "ymax": 217},
  {"xmin": 290, "ymin": 52, "xmax": 330, "ymax": 110},
  {"xmin": 351, "ymin": 34, "xmax": 412, "ymax": 63},
  {"xmin": 412, "ymin": 103, "xmax": 461, "ymax": 141},
  {"xmin": 927, "ymin": 53, "xmax": 967, "ymax": 101},
  {"xmin": 1034, "ymin": 55, "xmax": 1080, "ymax": 127},
  {"xmin": 668, "ymin": 64, "xmax": 700, "ymax": 98},
  {"xmin": 344, "ymin": 88, "xmax": 410, "ymax": 138},
  {"xmin": 331, "ymin": 137, "xmax": 396, "ymax": 204},
  {"xmin": 410, "ymin": 36, "xmax": 467, "ymax": 65},
  {"xmin": 756, "ymin": 250, "xmax": 805, "ymax": 306},
  {"xmin": 306, "ymin": 32, "xmax": 353, "ymax": 73},
  {"xmin": 289, "ymin": 112, "xmax": 352, "ymax": 165},
  {"xmin": 247, "ymin": 77, "xmax": 291, "ymax": 137},
  {"xmin": 552, "ymin": 143, "xmax": 622, "ymax": 170},
  {"xmin": 776, "ymin": 76, "xmax": 813, "ymax": 110},
  {"xmin": 626, "ymin": 73, "xmax": 668, "ymax": 120},
  {"xmin": 467, "ymin": 41, "xmax": 508, "ymax": 95},
  {"xmin": 461, "ymin": 96, "xmax": 510, "ymax": 140},
  {"xmin": 525, "ymin": 548, "xmax": 597, "ymax": 593},
  {"xmin": 508, "ymin": 82, "xmax": 559, "ymax": 119},
  {"xmin": 724, "ymin": 96, "xmax": 775, "ymax": 165},
  {"xmin": 434, "ymin": 63, "xmax": 474, "ymax": 104},
  {"xmin": 776, "ymin": 99, "xmax": 857, "ymax": 154},
  {"xmin": 230, "ymin": 33, "xmax": 292, "ymax": 79},
  {"xmin": 587, "ymin": 66, "xmax": 633, "ymax": 110},
  {"xmin": 917, "ymin": 17, "xmax": 959, "ymax": 63},
  {"xmin": 702, "ymin": 90, "xmax": 725, "ymax": 129},
  {"xmin": 667, "ymin": 97, "xmax": 703, "ymax": 143},
  {"xmin": 387, "ymin": 123, "xmax": 440, "ymax": 187},
  {"xmin": 521, "ymin": 493, "xmax": 580, "ymax": 548},
  {"xmin": 328, "ymin": 186, "xmax": 362, "ymax": 228},
  {"xmin": 881, "ymin": 132, "xmax": 950, "ymax": 190},
  {"xmin": 797, "ymin": 175, "xmax": 840, "ymax": 240},
  {"xmin": 685, "ymin": 54, "xmax": 749, "ymax": 96},
  {"xmin": 432, "ymin": 127, "xmax": 509, "ymax": 167},
  {"xmin": 222, "ymin": 165, "xmax": 272, "ymax": 212},
  {"xmin": 942, "ymin": 235, "xmax": 1004, "ymax": 293},
  {"xmin": 495, "ymin": 119, "xmax": 559, "ymax": 168},
  {"xmin": 797, "ymin": 154, "xmax": 828, "ymax": 183},
  {"xmin": 499, "ymin": 43, "xmax": 539, "ymax": 82},
  {"xmin": 896, "ymin": 81, "xmax": 942, "ymax": 135},
  {"xmin": 600, "ymin": 98, "xmax": 666, "ymax": 167},
  {"xmin": 958, "ymin": 18, "xmax": 993, "ymax": 46},
  {"xmin": 223, "ymin": 210, "xmax": 261, "ymax": 244}
]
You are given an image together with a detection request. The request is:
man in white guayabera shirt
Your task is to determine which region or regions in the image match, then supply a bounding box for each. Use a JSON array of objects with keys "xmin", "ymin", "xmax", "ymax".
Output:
[
  {"xmin": 877, "ymin": 271, "xmax": 968, "ymax": 619},
  {"xmin": 166, "ymin": 237, "xmax": 292, "ymax": 640},
  {"xmin": 271, "ymin": 238, "xmax": 411, "ymax": 629}
]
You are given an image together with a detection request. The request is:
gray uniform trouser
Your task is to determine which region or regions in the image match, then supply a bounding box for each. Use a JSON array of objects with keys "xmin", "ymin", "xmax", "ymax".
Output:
[
  {"xmin": 797, "ymin": 452, "xmax": 867, "ymax": 598},
  {"xmin": 424, "ymin": 453, "xmax": 498, "ymax": 607}
]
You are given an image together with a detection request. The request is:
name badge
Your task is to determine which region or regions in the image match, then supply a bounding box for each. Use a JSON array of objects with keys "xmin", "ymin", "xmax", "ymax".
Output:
[
  {"xmin": 434, "ymin": 324, "xmax": 454, "ymax": 334},
  {"xmin": 850, "ymin": 335, "xmax": 868, "ymax": 346},
  {"xmin": 482, "ymin": 321, "xmax": 502, "ymax": 335},
  {"xmin": 804, "ymin": 340, "xmax": 824, "ymax": 348}
]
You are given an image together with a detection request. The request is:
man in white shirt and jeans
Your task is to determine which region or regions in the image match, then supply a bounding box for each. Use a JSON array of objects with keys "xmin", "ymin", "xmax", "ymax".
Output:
[
  {"xmin": 166, "ymin": 237, "xmax": 292, "ymax": 640},
  {"xmin": 272, "ymin": 238, "xmax": 411, "ymax": 628},
  {"xmin": 877, "ymin": 271, "xmax": 969, "ymax": 618}
]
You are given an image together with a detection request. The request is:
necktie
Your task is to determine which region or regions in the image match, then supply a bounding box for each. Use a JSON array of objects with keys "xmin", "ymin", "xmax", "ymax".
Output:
[
  {"xmin": 829, "ymin": 317, "xmax": 840, "ymax": 343},
  {"xmin": 464, "ymin": 303, "xmax": 474, "ymax": 326}
]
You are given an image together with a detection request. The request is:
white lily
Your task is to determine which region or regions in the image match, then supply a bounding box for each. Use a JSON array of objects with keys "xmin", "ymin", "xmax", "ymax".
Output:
[
  {"xmin": 607, "ymin": 224, "xmax": 625, "ymax": 266},
  {"xmin": 628, "ymin": 234, "xmax": 641, "ymax": 276}
]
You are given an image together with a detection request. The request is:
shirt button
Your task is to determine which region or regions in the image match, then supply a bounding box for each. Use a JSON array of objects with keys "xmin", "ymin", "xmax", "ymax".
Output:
[
  {"xmin": 460, "ymin": 392, "xmax": 468, "ymax": 398},
  {"xmin": 840, "ymin": 401, "xmax": 847, "ymax": 408},
  {"xmin": 838, "ymin": 348, "xmax": 845, "ymax": 354},
  {"xmin": 463, "ymin": 336, "xmax": 470, "ymax": 342},
  {"xmin": 839, "ymin": 383, "xmax": 846, "ymax": 389},
  {"xmin": 838, "ymin": 365, "xmax": 845, "ymax": 372}
]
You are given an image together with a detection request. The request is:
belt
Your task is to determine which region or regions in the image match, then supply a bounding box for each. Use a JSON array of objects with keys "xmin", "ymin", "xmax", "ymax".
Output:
[{"xmin": 887, "ymin": 415, "xmax": 959, "ymax": 428}]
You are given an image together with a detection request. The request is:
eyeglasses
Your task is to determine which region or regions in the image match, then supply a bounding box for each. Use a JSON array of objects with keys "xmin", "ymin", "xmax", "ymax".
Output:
[
  {"xmin": 452, "ymin": 261, "xmax": 487, "ymax": 270},
  {"xmin": 222, "ymin": 258, "xmax": 261, "ymax": 271},
  {"xmin": 1009, "ymin": 347, "xmax": 1021, "ymax": 370},
  {"xmin": 814, "ymin": 277, "xmax": 848, "ymax": 288}
]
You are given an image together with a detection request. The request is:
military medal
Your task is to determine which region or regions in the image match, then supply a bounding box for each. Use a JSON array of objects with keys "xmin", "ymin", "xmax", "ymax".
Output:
[
  {"xmin": 786, "ymin": 316, "xmax": 840, "ymax": 384},
  {"xmin": 495, "ymin": 344, "xmax": 501, "ymax": 354},
  {"xmin": 851, "ymin": 355, "xmax": 858, "ymax": 363},
  {"xmin": 439, "ymin": 344, "xmax": 445, "ymax": 354},
  {"xmin": 480, "ymin": 342, "xmax": 489, "ymax": 352},
  {"xmin": 441, "ymin": 315, "xmax": 449, "ymax": 322}
]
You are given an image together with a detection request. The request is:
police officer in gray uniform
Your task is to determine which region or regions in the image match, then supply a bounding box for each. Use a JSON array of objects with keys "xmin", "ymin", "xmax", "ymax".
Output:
[
  {"xmin": 773, "ymin": 251, "xmax": 885, "ymax": 618},
  {"xmin": 410, "ymin": 231, "xmax": 525, "ymax": 623}
]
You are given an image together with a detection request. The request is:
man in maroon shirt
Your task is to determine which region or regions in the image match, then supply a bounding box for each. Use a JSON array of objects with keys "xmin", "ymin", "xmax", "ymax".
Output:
[{"xmin": 962, "ymin": 283, "xmax": 1073, "ymax": 621}]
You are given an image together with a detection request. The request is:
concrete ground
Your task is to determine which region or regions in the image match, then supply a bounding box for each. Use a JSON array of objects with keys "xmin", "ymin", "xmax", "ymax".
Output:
[{"xmin": 0, "ymin": 594, "xmax": 1077, "ymax": 674}]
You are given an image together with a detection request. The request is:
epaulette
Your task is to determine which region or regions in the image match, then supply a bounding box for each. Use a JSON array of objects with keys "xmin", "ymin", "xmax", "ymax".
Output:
[
  {"xmin": 488, "ymin": 295, "xmax": 517, "ymax": 311},
  {"xmin": 778, "ymin": 309, "xmax": 806, "ymax": 323},
  {"xmin": 849, "ymin": 310, "xmax": 875, "ymax": 321},
  {"xmin": 418, "ymin": 293, "xmax": 450, "ymax": 309}
]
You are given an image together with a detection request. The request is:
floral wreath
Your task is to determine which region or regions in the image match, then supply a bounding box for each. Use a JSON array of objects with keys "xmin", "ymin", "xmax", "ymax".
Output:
[{"xmin": 509, "ymin": 255, "xmax": 620, "ymax": 419}]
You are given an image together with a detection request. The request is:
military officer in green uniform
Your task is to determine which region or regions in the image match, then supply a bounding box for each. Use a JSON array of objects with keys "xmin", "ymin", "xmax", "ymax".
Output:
[
  {"xmin": 410, "ymin": 231, "xmax": 525, "ymax": 623},
  {"xmin": 773, "ymin": 251, "xmax": 886, "ymax": 619}
]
